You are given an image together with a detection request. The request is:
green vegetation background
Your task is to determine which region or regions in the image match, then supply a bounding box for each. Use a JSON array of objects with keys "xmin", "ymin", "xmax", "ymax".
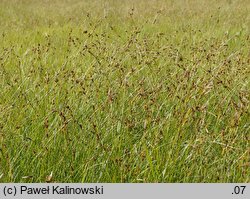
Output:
[{"xmin": 0, "ymin": 0, "xmax": 249, "ymax": 182}]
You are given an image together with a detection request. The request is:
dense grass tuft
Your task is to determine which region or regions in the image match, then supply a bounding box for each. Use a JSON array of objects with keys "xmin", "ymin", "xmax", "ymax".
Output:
[{"xmin": 0, "ymin": 0, "xmax": 249, "ymax": 182}]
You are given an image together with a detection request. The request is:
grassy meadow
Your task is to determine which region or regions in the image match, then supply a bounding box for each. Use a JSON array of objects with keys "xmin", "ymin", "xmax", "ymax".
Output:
[{"xmin": 0, "ymin": 0, "xmax": 249, "ymax": 182}]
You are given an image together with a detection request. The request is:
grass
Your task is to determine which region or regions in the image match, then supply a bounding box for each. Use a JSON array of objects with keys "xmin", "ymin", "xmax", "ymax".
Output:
[{"xmin": 0, "ymin": 0, "xmax": 249, "ymax": 182}]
